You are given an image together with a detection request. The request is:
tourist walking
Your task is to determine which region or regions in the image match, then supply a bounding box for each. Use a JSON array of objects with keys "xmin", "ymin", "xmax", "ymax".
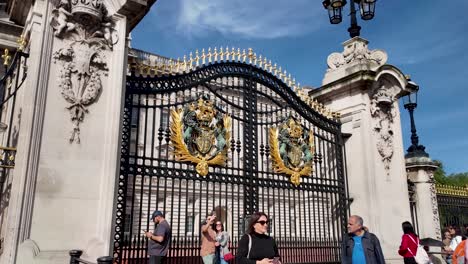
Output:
[
  {"xmin": 236, "ymin": 212, "xmax": 281, "ymax": 264},
  {"xmin": 144, "ymin": 210, "xmax": 172, "ymax": 264},
  {"xmin": 215, "ymin": 221, "xmax": 230, "ymax": 264},
  {"xmin": 398, "ymin": 221, "xmax": 419, "ymax": 264},
  {"xmin": 201, "ymin": 213, "xmax": 217, "ymax": 264},
  {"xmin": 341, "ymin": 215, "xmax": 385, "ymax": 264}
]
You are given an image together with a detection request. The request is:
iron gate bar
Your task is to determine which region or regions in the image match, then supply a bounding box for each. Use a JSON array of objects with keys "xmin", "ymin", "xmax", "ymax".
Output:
[{"xmin": 114, "ymin": 60, "xmax": 348, "ymax": 264}]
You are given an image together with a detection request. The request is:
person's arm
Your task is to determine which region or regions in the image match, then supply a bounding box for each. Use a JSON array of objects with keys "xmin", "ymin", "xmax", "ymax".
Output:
[
  {"xmin": 153, "ymin": 223, "xmax": 168, "ymax": 243},
  {"xmin": 341, "ymin": 234, "xmax": 349, "ymax": 264},
  {"xmin": 236, "ymin": 234, "xmax": 256, "ymax": 264},
  {"xmin": 218, "ymin": 232, "xmax": 229, "ymax": 247},
  {"xmin": 372, "ymin": 234, "xmax": 386, "ymax": 264},
  {"xmin": 273, "ymin": 238, "xmax": 280, "ymax": 258},
  {"xmin": 146, "ymin": 224, "xmax": 165, "ymax": 243},
  {"xmin": 201, "ymin": 222, "xmax": 211, "ymax": 234},
  {"xmin": 398, "ymin": 235, "xmax": 408, "ymax": 256}
]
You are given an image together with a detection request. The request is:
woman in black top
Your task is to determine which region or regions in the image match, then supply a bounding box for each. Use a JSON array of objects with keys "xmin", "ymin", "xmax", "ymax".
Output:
[{"xmin": 237, "ymin": 212, "xmax": 281, "ymax": 264}]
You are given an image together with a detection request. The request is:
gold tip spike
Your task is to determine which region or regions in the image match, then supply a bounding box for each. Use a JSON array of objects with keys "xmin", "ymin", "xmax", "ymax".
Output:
[
  {"xmin": 248, "ymin": 48, "xmax": 253, "ymax": 64},
  {"xmin": 231, "ymin": 47, "xmax": 235, "ymax": 61},
  {"xmin": 219, "ymin": 46, "xmax": 224, "ymax": 61},
  {"xmin": 258, "ymin": 55, "xmax": 263, "ymax": 67},
  {"xmin": 236, "ymin": 48, "xmax": 241, "ymax": 61},
  {"xmin": 224, "ymin": 47, "xmax": 230, "ymax": 61},
  {"xmin": 201, "ymin": 49, "xmax": 206, "ymax": 65},
  {"xmin": 278, "ymin": 66, "xmax": 283, "ymax": 79},
  {"xmin": 195, "ymin": 50, "xmax": 200, "ymax": 67},
  {"xmin": 273, "ymin": 63, "xmax": 277, "ymax": 75},
  {"xmin": 208, "ymin": 47, "xmax": 212, "ymax": 63},
  {"xmin": 252, "ymin": 52, "xmax": 257, "ymax": 65},
  {"xmin": 2, "ymin": 49, "xmax": 11, "ymax": 66},
  {"xmin": 214, "ymin": 47, "xmax": 218, "ymax": 62},
  {"xmin": 241, "ymin": 49, "xmax": 246, "ymax": 63}
]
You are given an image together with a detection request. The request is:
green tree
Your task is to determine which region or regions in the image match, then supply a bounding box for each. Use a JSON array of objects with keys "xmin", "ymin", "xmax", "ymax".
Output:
[{"xmin": 433, "ymin": 160, "xmax": 468, "ymax": 187}]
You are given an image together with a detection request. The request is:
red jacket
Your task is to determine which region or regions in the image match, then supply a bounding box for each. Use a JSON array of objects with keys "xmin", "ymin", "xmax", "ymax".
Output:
[{"xmin": 398, "ymin": 233, "xmax": 419, "ymax": 258}]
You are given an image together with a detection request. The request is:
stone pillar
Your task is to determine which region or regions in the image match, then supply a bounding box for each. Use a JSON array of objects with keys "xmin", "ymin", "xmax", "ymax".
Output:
[
  {"xmin": 406, "ymin": 156, "xmax": 441, "ymax": 252},
  {"xmin": 0, "ymin": 0, "xmax": 154, "ymax": 263},
  {"xmin": 311, "ymin": 37, "xmax": 416, "ymax": 263}
]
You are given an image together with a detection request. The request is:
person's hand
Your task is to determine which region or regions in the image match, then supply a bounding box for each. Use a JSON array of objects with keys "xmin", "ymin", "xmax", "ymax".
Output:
[
  {"xmin": 144, "ymin": 231, "xmax": 152, "ymax": 238},
  {"xmin": 215, "ymin": 242, "xmax": 220, "ymax": 246},
  {"xmin": 257, "ymin": 258, "xmax": 273, "ymax": 264}
]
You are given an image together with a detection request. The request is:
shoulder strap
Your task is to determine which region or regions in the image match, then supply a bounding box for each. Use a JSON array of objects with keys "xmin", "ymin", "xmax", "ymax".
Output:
[
  {"xmin": 247, "ymin": 234, "xmax": 252, "ymax": 259},
  {"xmin": 406, "ymin": 234, "xmax": 419, "ymax": 246}
]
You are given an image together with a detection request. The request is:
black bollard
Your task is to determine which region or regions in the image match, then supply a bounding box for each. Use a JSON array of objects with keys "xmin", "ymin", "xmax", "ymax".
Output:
[
  {"xmin": 69, "ymin": 250, "xmax": 83, "ymax": 264},
  {"xmin": 97, "ymin": 256, "xmax": 113, "ymax": 264}
]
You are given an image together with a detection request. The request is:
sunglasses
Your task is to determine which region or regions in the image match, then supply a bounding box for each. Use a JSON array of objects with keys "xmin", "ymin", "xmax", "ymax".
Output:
[{"xmin": 256, "ymin": 220, "xmax": 269, "ymax": 225}]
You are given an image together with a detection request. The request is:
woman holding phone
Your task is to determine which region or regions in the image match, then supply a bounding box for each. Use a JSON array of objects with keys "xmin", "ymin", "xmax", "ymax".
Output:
[{"xmin": 237, "ymin": 212, "xmax": 281, "ymax": 264}]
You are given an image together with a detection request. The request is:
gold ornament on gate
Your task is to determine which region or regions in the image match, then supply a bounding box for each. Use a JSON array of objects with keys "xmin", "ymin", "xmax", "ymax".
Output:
[
  {"xmin": 170, "ymin": 96, "xmax": 231, "ymax": 176},
  {"xmin": 269, "ymin": 117, "xmax": 315, "ymax": 186}
]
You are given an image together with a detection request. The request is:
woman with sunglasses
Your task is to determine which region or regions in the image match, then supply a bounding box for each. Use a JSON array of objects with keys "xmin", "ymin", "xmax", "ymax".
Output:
[{"xmin": 237, "ymin": 212, "xmax": 281, "ymax": 264}]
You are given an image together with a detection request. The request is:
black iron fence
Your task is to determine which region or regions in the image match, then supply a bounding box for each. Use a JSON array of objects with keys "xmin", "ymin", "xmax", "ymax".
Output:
[
  {"xmin": 113, "ymin": 57, "xmax": 348, "ymax": 264},
  {"xmin": 436, "ymin": 184, "xmax": 468, "ymax": 231},
  {"xmin": 0, "ymin": 49, "xmax": 28, "ymax": 252}
]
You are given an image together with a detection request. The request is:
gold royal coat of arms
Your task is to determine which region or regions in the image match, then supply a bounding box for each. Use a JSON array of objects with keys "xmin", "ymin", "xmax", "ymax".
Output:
[
  {"xmin": 269, "ymin": 117, "xmax": 315, "ymax": 186},
  {"xmin": 170, "ymin": 96, "xmax": 231, "ymax": 176}
]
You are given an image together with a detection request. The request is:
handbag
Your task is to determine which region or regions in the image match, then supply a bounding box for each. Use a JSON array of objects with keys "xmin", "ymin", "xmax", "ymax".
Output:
[
  {"xmin": 406, "ymin": 235, "xmax": 431, "ymax": 264},
  {"xmin": 223, "ymin": 252, "xmax": 234, "ymax": 261}
]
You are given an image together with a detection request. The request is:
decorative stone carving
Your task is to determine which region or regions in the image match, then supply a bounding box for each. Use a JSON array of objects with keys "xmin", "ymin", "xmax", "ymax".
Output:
[
  {"xmin": 428, "ymin": 171, "xmax": 442, "ymax": 239},
  {"xmin": 327, "ymin": 37, "xmax": 387, "ymax": 71},
  {"xmin": 370, "ymin": 84, "xmax": 398, "ymax": 175},
  {"xmin": 51, "ymin": 0, "xmax": 118, "ymax": 143}
]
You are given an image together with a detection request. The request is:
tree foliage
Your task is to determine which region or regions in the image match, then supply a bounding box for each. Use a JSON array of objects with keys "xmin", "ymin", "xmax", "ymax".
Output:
[{"xmin": 434, "ymin": 160, "xmax": 468, "ymax": 186}]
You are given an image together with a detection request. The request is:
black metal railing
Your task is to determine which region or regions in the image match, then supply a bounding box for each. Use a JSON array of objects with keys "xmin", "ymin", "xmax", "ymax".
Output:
[
  {"xmin": 69, "ymin": 250, "xmax": 113, "ymax": 264},
  {"xmin": 0, "ymin": 49, "xmax": 28, "ymax": 252}
]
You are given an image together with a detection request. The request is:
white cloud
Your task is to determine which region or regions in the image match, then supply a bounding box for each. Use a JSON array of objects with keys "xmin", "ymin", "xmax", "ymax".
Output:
[{"xmin": 176, "ymin": 0, "xmax": 324, "ymax": 39}]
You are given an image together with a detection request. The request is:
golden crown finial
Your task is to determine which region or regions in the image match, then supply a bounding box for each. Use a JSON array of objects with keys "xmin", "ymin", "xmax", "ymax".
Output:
[
  {"xmin": 2, "ymin": 49, "xmax": 11, "ymax": 67},
  {"xmin": 241, "ymin": 49, "xmax": 246, "ymax": 62},
  {"xmin": 236, "ymin": 48, "xmax": 241, "ymax": 61},
  {"xmin": 208, "ymin": 47, "xmax": 212, "ymax": 63},
  {"xmin": 253, "ymin": 52, "xmax": 257, "ymax": 65},
  {"xmin": 183, "ymin": 55, "xmax": 187, "ymax": 71},
  {"xmin": 273, "ymin": 63, "xmax": 277, "ymax": 75},
  {"xmin": 224, "ymin": 47, "xmax": 230, "ymax": 61},
  {"xmin": 258, "ymin": 55, "xmax": 263, "ymax": 67},
  {"xmin": 278, "ymin": 66, "xmax": 282, "ymax": 78}
]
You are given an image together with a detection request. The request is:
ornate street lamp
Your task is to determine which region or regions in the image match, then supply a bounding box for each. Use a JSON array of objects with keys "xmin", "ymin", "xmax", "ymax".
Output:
[
  {"xmin": 322, "ymin": 0, "xmax": 377, "ymax": 38},
  {"xmin": 402, "ymin": 87, "xmax": 429, "ymax": 158}
]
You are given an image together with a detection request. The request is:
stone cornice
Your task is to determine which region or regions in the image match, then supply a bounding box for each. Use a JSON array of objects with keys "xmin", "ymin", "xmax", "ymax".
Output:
[{"xmin": 108, "ymin": 0, "xmax": 157, "ymax": 31}]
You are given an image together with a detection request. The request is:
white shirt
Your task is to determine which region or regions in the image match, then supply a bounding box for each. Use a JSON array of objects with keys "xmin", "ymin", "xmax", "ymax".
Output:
[{"xmin": 450, "ymin": 235, "xmax": 462, "ymax": 251}]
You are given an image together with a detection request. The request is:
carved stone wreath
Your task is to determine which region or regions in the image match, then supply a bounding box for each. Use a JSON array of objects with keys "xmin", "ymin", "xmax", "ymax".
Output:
[{"xmin": 51, "ymin": 0, "xmax": 118, "ymax": 143}]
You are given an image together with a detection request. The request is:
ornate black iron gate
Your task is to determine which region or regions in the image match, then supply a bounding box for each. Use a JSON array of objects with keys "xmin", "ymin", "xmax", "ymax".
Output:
[{"xmin": 113, "ymin": 55, "xmax": 348, "ymax": 264}]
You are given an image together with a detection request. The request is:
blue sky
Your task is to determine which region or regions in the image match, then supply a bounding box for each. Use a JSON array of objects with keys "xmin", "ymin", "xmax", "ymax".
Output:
[{"xmin": 131, "ymin": 0, "xmax": 468, "ymax": 174}]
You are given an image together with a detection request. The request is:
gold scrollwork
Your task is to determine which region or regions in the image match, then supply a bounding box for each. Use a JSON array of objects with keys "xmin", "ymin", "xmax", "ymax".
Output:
[
  {"xmin": 170, "ymin": 98, "xmax": 231, "ymax": 176},
  {"xmin": 269, "ymin": 118, "xmax": 315, "ymax": 186}
]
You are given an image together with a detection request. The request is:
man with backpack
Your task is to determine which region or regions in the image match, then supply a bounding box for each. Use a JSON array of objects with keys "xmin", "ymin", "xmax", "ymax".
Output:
[{"xmin": 341, "ymin": 215, "xmax": 386, "ymax": 264}]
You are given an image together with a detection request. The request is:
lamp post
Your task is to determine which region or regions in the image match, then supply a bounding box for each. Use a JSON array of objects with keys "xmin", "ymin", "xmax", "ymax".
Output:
[
  {"xmin": 403, "ymin": 88, "xmax": 429, "ymax": 158},
  {"xmin": 322, "ymin": 0, "xmax": 377, "ymax": 38}
]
